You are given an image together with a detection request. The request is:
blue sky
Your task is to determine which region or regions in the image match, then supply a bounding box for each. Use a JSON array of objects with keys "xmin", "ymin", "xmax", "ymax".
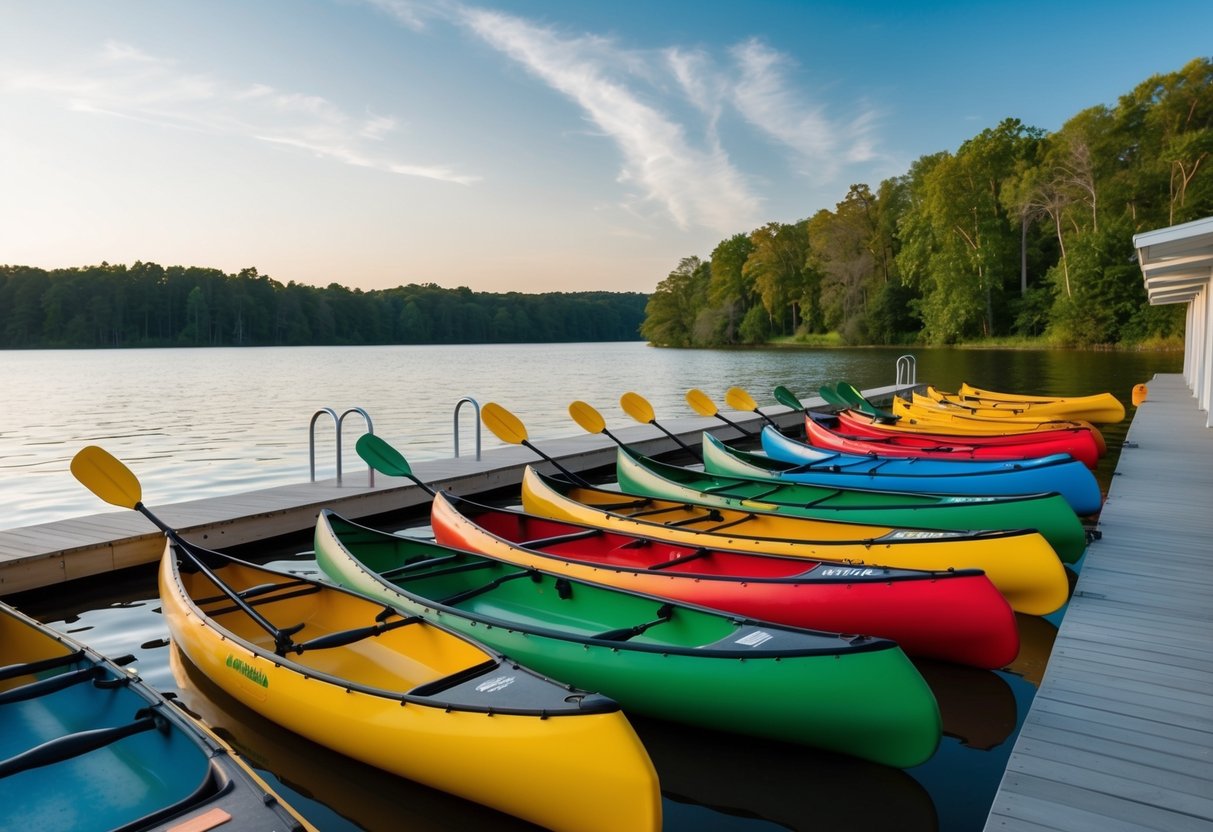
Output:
[{"xmin": 2, "ymin": 1, "xmax": 1209, "ymax": 294}]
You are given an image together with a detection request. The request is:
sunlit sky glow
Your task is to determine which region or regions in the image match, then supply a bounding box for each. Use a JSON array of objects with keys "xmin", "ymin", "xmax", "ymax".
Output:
[{"xmin": 2, "ymin": 1, "xmax": 1210, "ymax": 293}]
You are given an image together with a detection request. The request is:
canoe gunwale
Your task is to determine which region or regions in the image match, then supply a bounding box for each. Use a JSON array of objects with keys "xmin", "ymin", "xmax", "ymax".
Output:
[
  {"xmin": 164, "ymin": 539, "xmax": 620, "ymax": 718},
  {"xmin": 319, "ymin": 509, "xmax": 901, "ymax": 660}
]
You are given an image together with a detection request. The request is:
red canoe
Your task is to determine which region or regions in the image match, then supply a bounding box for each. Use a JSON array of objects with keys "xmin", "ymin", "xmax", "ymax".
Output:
[
  {"xmin": 807, "ymin": 412, "xmax": 1101, "ymax": 468},
  {"xmin": 429, "ymin": 492, "xmax": 1019, "ymax": 670}
]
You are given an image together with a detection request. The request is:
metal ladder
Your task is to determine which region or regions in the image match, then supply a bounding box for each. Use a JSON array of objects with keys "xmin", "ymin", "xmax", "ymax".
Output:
[
  {"xmin": 309, "ymin": 407, "xmax": 374, "ymax": 485},
  {"xmin": 309, "ymin": 397, "xmax": 484, "ymax": 484},
  {"xmin": 896, "ymin": 354, "xmax": 917, "ymax": 387}
]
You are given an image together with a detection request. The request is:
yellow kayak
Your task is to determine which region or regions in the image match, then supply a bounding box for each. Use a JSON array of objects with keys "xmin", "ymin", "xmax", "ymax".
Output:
[
  {"xmin": 889, "ymin": 397, "xmax": 1107, "ymax": 453},
  {"xmin": 925, "ymin": 384, "xmax": 1126, "ymax": 424},
  {"xmin": 519, "ymin": 467, "xmax": 1070, "ymax": 616},
  {"xmin": 159, "ymin": 540, "xmax": 662, "ymax": 832}
]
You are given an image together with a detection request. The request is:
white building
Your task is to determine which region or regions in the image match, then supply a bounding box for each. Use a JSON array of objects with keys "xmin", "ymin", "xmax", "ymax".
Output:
[{"xmin": 1134, "ymin": 215, "xmax": 1213, "ymax": 425}]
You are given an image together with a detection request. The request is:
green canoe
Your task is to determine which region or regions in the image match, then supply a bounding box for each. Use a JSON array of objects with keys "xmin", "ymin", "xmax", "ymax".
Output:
[
  {"xmin": 615, "ymin": 446, "xmax": 1087, "ymax": 563},
  {"xmin": 314, "ymin": 509, "xmax": 941, "ymax": 768}
]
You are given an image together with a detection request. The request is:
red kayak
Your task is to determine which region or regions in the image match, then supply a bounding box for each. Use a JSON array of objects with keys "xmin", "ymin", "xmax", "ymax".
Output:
[
  {"xmin": 807, "ymin": 412, "xmax": 1100, "ymax": 468},
  {"xmin": 430, "ymin": 492, "xmax": 1019, "ymax": 670}
]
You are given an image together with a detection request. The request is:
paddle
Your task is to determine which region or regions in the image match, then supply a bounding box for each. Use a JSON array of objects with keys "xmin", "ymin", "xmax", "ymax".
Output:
[
  {"xmin": 568, "ymin": 400, "xmax": 629, "ymax": 448},
  {"xmin": 354, "ymin": 433, "xmax": 437, "ymax": 496},
  {"xmin": 771, "ymin": 386, "xmax": 812, "ymax": 439},
  {"xmin": 480, "ymin": 402, "xmax": 593, "ymax": 486},
  {"xmin": 72, "ymin": 445, "xmax": 413, "ymax": 657},
  {"xmin": 836, "ymin": 381, "xmax": 899, "ymax": 422},
  {"xmin": 70, "ymin": 446, "xmax": 299, "ymax": 655},
  {"xmin": 685, "ymin": 388, "xmax": 754, "ymax": 437},
  {"xmin": 724, "ymin": 386, "xmax": 780, "ymax": 429},
  {"xmin": 618, "ymin": 392, "xmax": 699, "ymax": 458},
  {"xmin": 773, "ymin": 385, "xmax": 806, "ymax": 412},
  {"xmin": 816, "ymin": 382, "xmax": 851, "ymax": 411}
]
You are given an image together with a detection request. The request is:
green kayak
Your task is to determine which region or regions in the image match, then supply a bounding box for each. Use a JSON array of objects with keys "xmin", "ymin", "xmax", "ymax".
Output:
[
  {"xmin": 615, "ymin": 446, "xmax": 1087, "ymax": 563},
  {"xmin": 314, "ymin": 509, "xmax": 941, "ymax": 768}
]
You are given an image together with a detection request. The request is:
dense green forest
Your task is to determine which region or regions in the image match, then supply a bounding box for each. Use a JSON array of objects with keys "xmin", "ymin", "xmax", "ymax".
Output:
[
  {"xmin": 642, "ymin": 58, "xmax": 1212, "ymax": 348},
  {"xmin": 0, "ymin": 263, "xmax": 647, "ymax": 347}
]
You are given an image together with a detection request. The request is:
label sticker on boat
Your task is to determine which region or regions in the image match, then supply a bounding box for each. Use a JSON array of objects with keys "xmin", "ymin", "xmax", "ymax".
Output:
[
  {"xmin": 476, "ymin": 675, "xmax": 517, "ymax": 693},
  {"xmin": 881, "ymin": 530, "xmax": 967, "ymax": 541},
  {"xmin": 943, "ymin": 496, "xmax": 999, "ymax": 503},
  {"xmin": 819, "ymin": 567, "xmax": 879, "ymax": 578},
  {"xmin": 734, "ymin": 630, "xmax": 774, "ymax": 647},
  {"xmin": 226, "ymin": 654, "xmax": 269, "ymax": 688}
]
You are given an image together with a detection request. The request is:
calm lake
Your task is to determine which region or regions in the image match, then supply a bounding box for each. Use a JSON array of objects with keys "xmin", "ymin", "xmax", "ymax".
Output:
[{"xmin": 2, "ymin": 342, "xmax": 1184, "ymax": 831}]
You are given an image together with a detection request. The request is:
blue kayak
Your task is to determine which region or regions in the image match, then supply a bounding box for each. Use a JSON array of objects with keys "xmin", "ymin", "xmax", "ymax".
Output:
[
  {"xmin": 701, "ymin": 426, "xmax": 1102, "ymax": 515},
  {"xmin": 0, "ymin": 601, "xmax": 312, "ymax": 832}
]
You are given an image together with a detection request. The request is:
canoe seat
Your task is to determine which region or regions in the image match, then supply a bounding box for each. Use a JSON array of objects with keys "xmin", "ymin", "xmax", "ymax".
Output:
[
  {"xmin": 0, "ymin": 713, "xmax": 161, "ymax": 778},
  {"xmin": 591, "ymin": 604, "xmax": 674, "ymax": 642},
  {"xmin": 0, "ymin": 650, "xmax": 85, "ymax": 684},
  {"xmin": 0, "ymin": 666, "xmax": 109, "ymax": 706},
  {"xmin": 410, "ymin": 660, "xmax": 617, "ymax": 714}
]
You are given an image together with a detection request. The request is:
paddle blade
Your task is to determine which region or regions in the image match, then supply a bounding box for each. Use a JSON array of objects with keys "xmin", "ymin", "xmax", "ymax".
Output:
[
  {"xmin": 724, "ymin": 386, "xmax": 759, "ymax": 413},
  {"xmin": 568, "ymin": 400, "xmax": 606, "ymax": 435},
  {"xmin": 620, "ymin": 392, "xmax": 656, "ymax": 424},
  {"xmin": 71, "ymin": 446, "xmax": 142, "ymax": 509},
  {"xmin": 481, "ymin": 401, "xmax": 529, "ymax": 445},
  {"xmin": 685, "ymin": 388, "xmax": 718, "ymax": 417},
  {"xmin": 355, "ymin": 433, "xmax": 413, "ymax": 479},
  {"xmin": 773, "ymin": 385, "xmax": 804, "ymax": 411}
]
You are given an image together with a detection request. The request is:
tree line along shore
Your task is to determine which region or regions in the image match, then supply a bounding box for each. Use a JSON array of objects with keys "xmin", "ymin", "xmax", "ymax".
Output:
[
  {"xmin": 641, "ymin": 58, "xmax": 1210, "ymax": 349},
  {"xmin": 0, "ymin": 264, "xmax": 647, "ymax": 348}
]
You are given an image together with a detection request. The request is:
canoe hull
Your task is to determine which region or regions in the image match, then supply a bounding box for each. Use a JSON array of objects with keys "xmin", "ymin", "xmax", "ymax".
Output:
[
  {"xmin": 728, "ymin": 428, "xmax": 1103, "ymax": 515},
  {"xmin": 159, "ymin": 544, "xmax": 662, "ymax": 832},
  {"xmin": 805, "ymin": 412, "xmax": 1099, "ymax": 469},
  {"xmin": 428, "ymin": 494, "xmax": 1020, "ymax": 669},
  {"xmin": 314, "ymin": 511, "xmax": 942, "ymax": 768},
  {"xmin": 830, "ymin": 411, "xmax": 1103, "ymax": 468},
  {"xmin": 617, "ymin": 446, "xmax": 1088, "ymax": 563},
  {"xmin": 520, "ymin": 467, "xmax": 1071, "ymax": 616},
  {"xmin": 0, "ymin": 602, "xmax": 311, "ymax": 832},
  {"xmin": 955, "ymin": 383, "xmax": 1126, "ymax": 424}
]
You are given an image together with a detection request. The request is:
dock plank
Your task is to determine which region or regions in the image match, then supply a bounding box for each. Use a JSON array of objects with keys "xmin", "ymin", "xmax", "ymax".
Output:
[{"xmin": 985, "ymin": 374, "xmax": 1213, "ymax": 831}]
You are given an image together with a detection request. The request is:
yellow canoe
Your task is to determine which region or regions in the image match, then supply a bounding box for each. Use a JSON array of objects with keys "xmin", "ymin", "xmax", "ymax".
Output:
[
  {"xmin": 889, "ymin": 397, "xmax": 1107, "ymax": 454},
  {"xmin": 159, "ymin": 539, "xmax": 662, "ymax": 832},
  {"xmin": 925, "ymin": 384, "xmax": 1126, "ymax": 424},
  {"xmin": 519, "ymin": 467, "xmax": 1070, "ymax": 616}
]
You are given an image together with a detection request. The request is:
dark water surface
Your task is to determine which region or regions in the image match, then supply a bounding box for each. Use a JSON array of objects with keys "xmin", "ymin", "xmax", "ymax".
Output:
[{"xmin": 5, "ymin": 344, "xmax": 1183, "ymax": 831}]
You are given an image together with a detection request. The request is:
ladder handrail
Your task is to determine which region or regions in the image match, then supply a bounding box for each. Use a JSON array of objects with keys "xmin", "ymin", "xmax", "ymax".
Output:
[
  {"xmin": 310, "ymin": 407, "xmax": 374, "ymax": 485},
  {"xmin": 896, "ymin": 355, "xmax": 917, "ymax": 387},
  {"xmin": 454, "ymin": 397, "xmax": 481, "ymax": 461}
]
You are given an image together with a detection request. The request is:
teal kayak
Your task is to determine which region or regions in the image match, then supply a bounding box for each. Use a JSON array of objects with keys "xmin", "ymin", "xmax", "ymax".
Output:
[{"xmin": 0, "ymin": 601, "xmax": 311, "ymax": 832}]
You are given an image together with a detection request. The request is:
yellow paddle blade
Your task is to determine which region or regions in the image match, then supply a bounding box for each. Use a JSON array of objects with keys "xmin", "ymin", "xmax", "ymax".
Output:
[
  {"xmin": 568, "ymin": 400, "xmax": 606, "ymax": 435},
  {"xmin": 725, "ymin": 386, "xmax": 758, "ymax": 412},
  {"xmin": 685, "ymin": 388, "xmax": 718, "ymax": 417},
  {"xmin": 481, "ymin": 401, "xmax": 528, "ymax": 444},
  {"xmin": 620, "ymin": 392, "xmax": 656, "ymax": 424},
  {"xmin": 71, "ymin": 445, "xmax": 142, "ymax": 509}
]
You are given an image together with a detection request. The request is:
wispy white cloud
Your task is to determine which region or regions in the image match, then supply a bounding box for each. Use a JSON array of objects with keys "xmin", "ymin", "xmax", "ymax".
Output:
[
  {"xmin": 441, "ymin": 4, "xmax": 882, "ymax": 232},
  {"xmin": 457, "ymin": 8, "xmax": 762, "ymax": 234},
  {"xmin": 2, "ymin": 39, "xmax": 478, "ymax": 185},
  {"xmin": 729, "ymin": 38, "xmax": 880, "ymax": 166}
]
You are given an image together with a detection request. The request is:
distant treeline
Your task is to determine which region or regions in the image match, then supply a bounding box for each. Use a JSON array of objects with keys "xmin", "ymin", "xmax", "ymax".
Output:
[
  {"xmin": 642, "ymin": 58, "xmax": 1211, "ymax": 348},
  {"xmin": 0, "ymin": 263, "xmax": 648, "ymax": 348}
]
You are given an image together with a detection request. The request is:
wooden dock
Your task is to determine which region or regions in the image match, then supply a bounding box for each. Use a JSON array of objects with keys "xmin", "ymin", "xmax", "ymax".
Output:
[
  {"xmin": 984, "ymin": 373, "xmax": 1213, "ymax": 831},
  {"xmin": 0, "ymin": 401, "xmax": 817, "ymax": 595}
]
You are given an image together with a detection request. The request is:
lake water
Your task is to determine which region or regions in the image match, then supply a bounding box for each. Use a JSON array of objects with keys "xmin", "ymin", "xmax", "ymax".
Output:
[{"xmin": 2, "ymin": 342, "xmax": 1185, "ymax": 831}]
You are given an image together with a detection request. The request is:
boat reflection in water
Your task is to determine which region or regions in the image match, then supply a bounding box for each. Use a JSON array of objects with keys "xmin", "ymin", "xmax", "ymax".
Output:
[
  {"xmin": 916, "ymin": 660, "xmax": 1017, "ymax": 752},
  {"xmin": 630, "ymin": 714, "xmax": 938, "ymax": 831},
  {"xmin": 1007, "ymin": 612, "xmax": 1061, "ymax": 689}
]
